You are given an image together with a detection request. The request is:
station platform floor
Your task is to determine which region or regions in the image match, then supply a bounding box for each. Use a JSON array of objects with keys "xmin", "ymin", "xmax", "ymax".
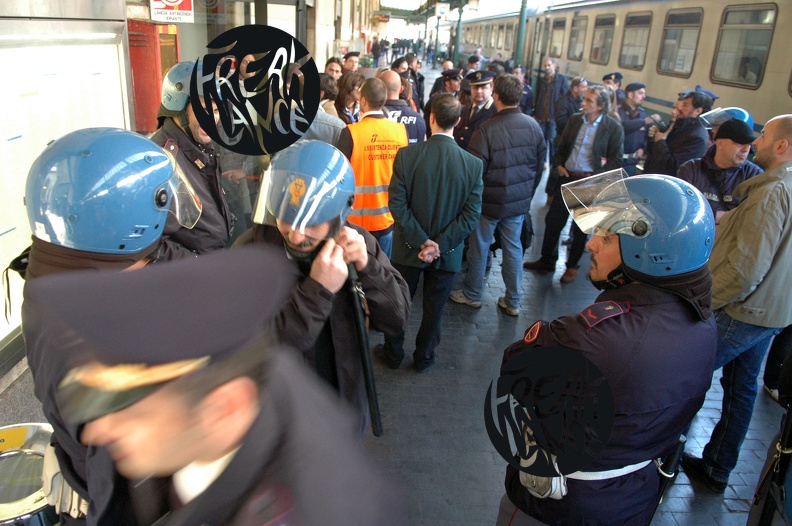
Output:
[{"xmin": 0, "ymin": 64, "xmax": 784, "ymax": 525}]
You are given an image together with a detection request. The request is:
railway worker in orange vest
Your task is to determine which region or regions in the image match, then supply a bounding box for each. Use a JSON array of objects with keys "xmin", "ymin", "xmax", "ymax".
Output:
[{"xmin": 338, "ymin": 77, "xmax": 409, "ymax": 257}]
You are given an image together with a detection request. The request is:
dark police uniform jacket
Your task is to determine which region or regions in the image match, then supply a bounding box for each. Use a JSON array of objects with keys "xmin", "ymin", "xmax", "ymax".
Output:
[
  {"xmin": 502, "ymin": 283, "xmax": 717, "ymax": 525},
  {"xmin": 151, "ymin": 118, "xmax": 232, "ymax": 260},
  {"xmin": 453, "ymin": 98, "xmax": 496, "ymax": 150},
  {"xmin": 127, "ymin": 351, "xmax": 406, "ymax": 526},
  {"xmin": 236, "ymin": 223, "xmax": 410, "ymax": 434}
]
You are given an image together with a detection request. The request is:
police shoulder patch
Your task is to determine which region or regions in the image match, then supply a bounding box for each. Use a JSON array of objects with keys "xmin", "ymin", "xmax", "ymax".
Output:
[
  {"xmin": 578, "ymin": 301, "xmax": 631, "ymax": 330},
  {"xmin": 523, "ymin": 320, "xmax": 542, "ymax": 344}
]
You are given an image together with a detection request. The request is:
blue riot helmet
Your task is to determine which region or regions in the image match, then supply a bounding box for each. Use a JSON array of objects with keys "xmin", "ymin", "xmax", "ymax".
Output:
[
  {"xmin": 563, "ymin": 170, "xmax": 715, "ymax": 318},
  {"xmin": 157, "ymin": 60, "xmax": 220, "ymax": 129},
  {"xmin": 254, "ymin": 140, "xmax": 355, "ymax": 232},
  {"xmin": 563, "ymin": 170, "xmax": 715, "ymax": 277},
  {"xmin": 160, "ymin": 60, "xmax": 195, "ymax": 115},
  {"xmin": 700, "ymin": 107, "xmax": 755, "ymax": 131},
  {"xmin": 25, "ymin": 128, "xmax": 202, "ymax": 254}
]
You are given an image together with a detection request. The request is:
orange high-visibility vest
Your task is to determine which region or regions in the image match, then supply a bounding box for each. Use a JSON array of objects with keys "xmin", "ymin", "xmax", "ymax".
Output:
[{"xmin": 347, "ymin": 117, "xmax": 408, "ymax": 232}]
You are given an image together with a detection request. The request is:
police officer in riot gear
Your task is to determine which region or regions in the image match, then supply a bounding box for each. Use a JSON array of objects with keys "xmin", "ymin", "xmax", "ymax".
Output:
[
  {"xmin": 237, "ymin": 140, "xmax": 410, "ymax": 434},
  {"xmin": 495, "ymin": 170, "xmax": 718, "ymax": 525},
  {"xmin": 21, "ymin": 127, "xmax": 202, "ymax": 524},
  {"xmin": 153, "ymin": 60, "xmax": 233, "ymax": 259}
]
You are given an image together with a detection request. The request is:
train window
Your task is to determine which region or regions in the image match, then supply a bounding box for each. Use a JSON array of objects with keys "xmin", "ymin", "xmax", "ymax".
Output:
[
  {"xmin": 619, "ymin": 13, "xmax": 652, "ymax": 70},
  {"xmin": 497, "ymin": 25, "xmax": 504, "ymax": 49},
  {"xmin": 711, "ymin": 4, "xmax": 776, "ymax": 89},
  {"xmin": 550, "ymin": 18, "xmax": 565, "ymax": 58},
  {"xmin": 590, "ymin": 15, "xmax": 615, "ymax": 65},
  {"xmin": 568, "ymin": 16, "xmax": 588, "ymax": 61},
  {"xmin": 505, "ymin": 24, "xmax": 514, "ymax": 52},
  {"xmin": 658, "ymin": 9, "xmax": 702, "ymax": 77},
  {"xmin": 464, "ymin": 28, "xmax": 471, "ymax": 45}
]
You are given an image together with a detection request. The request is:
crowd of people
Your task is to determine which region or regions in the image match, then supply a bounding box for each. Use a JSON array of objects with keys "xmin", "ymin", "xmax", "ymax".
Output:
[{"xmin": 10, "ymin": 41, "xmax": 792, "ymax": 526}]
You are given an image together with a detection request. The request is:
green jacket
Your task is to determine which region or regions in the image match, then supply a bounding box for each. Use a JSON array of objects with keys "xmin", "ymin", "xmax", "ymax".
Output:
[{"xmin": 389, "ymin": 134, "xmax": 483, "ymax": 272}]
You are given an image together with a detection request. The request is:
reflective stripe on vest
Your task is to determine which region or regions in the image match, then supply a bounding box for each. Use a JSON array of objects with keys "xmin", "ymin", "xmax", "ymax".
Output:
[{"xmin": 347, "ymin": 117, "xmax": 408, "ymax": 232}]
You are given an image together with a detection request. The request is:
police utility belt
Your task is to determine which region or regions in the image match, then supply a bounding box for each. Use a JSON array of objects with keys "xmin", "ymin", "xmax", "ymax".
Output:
[
  {"xmin": 623, "ymin": 152, "xmax": 641, "ymax": 160},
  {"xmin": 520, "ymin": 456, "xmax": 653, "ymax": 500}
]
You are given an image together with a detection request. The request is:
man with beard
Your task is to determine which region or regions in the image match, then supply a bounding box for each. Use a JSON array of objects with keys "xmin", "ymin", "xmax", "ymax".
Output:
[
  {"xmin": 643, "ymin": 90, "xmax": 711, "ymax": 175},
  {"xmin": 681, "ymin": 115, "xmax": 792, "ymax": 494},
  {"xmin": 236, "ymin": 140, "xmax": 410, "ymax": 434},
  {"xmin": 496, "ymin": 172, "xmax": 717, "ymax": 525},
  {"xmin": 152, "ymin": 60, "xmax": 232, "ymax": 259}
]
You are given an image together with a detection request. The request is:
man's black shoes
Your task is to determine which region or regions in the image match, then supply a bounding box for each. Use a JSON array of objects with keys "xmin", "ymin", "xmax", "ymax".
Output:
[
  {"xmin": 373, "ymin": 344, "xmax": 402, "ymax": 370},
  {"xmin": 680, "ymin": 453, "xmax": 727, "ymax": 493}
]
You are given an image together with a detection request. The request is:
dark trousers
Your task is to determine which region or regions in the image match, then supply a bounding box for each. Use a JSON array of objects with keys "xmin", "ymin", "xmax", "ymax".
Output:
[
  {"xmin": 539, "ymin": 187, "xmax": 588, "ymax": 269},
  {"xmin": 384, "ymin": 263, "xmax": 455, "ymax": 367}
]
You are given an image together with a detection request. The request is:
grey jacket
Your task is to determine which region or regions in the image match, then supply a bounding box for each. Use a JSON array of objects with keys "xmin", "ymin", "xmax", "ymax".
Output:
[{"xmin": 710, "ymin": 161, "xmax": 792, "ymax": 327}]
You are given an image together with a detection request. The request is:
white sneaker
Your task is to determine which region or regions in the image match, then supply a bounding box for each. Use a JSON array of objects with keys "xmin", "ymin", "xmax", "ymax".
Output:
[
  {"xmin": 449, "ymin": 290, "xmax": 481, "ymax": 308},
  {"xmin": 497, "ymin": 297, "xmax": 519, "ymax": 316}
]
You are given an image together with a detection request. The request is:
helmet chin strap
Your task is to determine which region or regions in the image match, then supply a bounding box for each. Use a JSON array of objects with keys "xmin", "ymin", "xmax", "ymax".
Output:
[{"xmin": 588, "ymin": 264, "xmax": 629, "ymax": 290}]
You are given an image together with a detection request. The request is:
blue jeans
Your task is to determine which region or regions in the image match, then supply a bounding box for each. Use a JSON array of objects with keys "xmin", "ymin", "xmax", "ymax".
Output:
[
  {"xmin": 702, "ymin": 310, "xmax": 781, "ymax": 481},
  {"xmin": 463, "ymin": 214, "xmax": 523, "ymax": 308},
  {"xmin": 372, "ymin": 230, "xmax": 392, "ymax": 259}
]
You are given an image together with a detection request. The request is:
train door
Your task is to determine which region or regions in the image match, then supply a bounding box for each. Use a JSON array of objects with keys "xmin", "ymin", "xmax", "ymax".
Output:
[{"xmin": 528, "ymin": 15, "xmax": 549, "ymax": 87}]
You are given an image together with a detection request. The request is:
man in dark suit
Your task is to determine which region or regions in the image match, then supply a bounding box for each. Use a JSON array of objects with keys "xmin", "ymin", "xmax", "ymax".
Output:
[
  {"xmin": 376, "ymin": 93, "xmax": 483, "ymax": 372},
  {"xmin": 454, "ymin": 70, "xmax": 497, "ymax": 150}
]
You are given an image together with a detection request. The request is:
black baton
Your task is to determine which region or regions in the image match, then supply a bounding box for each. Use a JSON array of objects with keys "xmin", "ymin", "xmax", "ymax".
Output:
[{"xmin": 348, "ymin": 263, "xmax": 383, "ymax": 437}]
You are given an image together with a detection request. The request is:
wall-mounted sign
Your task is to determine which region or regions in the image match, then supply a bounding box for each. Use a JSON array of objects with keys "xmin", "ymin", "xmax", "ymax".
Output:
[
  {"xmin": 435, "ymin": 2, "xmax": 450, "ymax": 18},
  {"xmin": 151, "ymin": 0, "xmax": 194, "ymax": 24}
]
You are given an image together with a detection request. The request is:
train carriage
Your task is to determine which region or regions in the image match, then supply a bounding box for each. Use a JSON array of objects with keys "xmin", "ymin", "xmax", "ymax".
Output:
[{"xmin": 451, "ymin": 0, "xmax": 792, "ymax": 128}]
